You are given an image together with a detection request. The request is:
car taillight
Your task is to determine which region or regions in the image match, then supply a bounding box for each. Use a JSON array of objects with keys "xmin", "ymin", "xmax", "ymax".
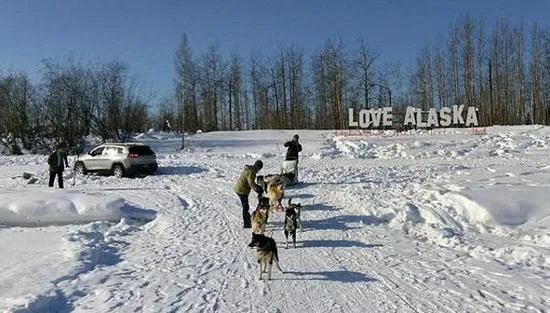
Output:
[{"xmin": 128, "ymin": 153, "xmax": 139, "ymax": 158}]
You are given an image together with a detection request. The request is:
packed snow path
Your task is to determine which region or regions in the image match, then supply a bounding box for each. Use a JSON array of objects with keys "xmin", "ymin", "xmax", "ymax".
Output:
[{"xmin": 1, "ymin": 127, "xmax": 549, "ymax": 312}]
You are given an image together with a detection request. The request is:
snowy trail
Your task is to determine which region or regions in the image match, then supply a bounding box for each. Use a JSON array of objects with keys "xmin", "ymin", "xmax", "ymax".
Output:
[{"xmin": 60, "ymin": 158, "xmax": 547, "ymax": 313}]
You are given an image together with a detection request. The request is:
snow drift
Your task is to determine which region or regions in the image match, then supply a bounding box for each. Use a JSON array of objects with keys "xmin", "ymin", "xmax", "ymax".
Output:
[{"xmin": 0, "ymin": 190, "xmax": 157, "ymax": 227}]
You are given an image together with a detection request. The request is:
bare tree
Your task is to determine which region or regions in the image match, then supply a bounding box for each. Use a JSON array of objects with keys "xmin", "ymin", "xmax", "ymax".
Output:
[
  {"xmin": 462, "ymin": 15, "xmax": 475, "ymax": 108},
  {"xmin": 529, "ymin": 23, "xmax": 543, "ymax": 124},
  {"xmin": 227, "ymin": 50, "xmax": 243, "ymax": 130},
  {"xmin": 0, "ymin": 72, "xmax": 34, "ymax": 153},
  {"xmin": 355, "ymin": 39, "xmax": 378, "ymax": 109},
  {"xmin": 433, "ymin": 34, "xmax": 448, "ymax": 108},
  {"xmin": 312, "ymin": 38, "xmax": 348, "ymax": 129},
  {"xmin": 175, "ymin": 33, "xmax": 200, "ymax": 132},
  {"xmin": 286, "ymin": 45, "xmax": 305, "ymax": 129},
  {"xmin": 199, "ymin": 44, "xmax": 224, "ymax": 131}
]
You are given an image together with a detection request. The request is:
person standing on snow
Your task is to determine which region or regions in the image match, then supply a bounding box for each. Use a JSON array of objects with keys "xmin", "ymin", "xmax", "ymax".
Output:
[
  {"xmin": 47, "ymin": 142, "xmax": 69, "ymax": 189},
  {"xmin": 283, "ymin": 134, "xmax": 302, "ymax": 183},
  {"xmin": 234, "ymin": 160, "xmax": 264, "ymax": 228}
]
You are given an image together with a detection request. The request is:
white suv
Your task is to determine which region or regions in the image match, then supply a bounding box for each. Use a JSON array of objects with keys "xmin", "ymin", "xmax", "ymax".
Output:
[{"xmin": 74, "ymin": 143, "xmax": 158, "ymax": 178}]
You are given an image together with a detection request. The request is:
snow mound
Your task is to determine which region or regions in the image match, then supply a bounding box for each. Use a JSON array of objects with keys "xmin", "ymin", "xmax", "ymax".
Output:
[
  {"xmin": 447, "ymin": 186, "xmax": 550, "ymax": 228},
  {"xmin": 133, "ymin": 131, "xmax": 183, "ymax": 142},
  {"xmin": 397, "ymin": 186, "xmax": 550, "ymax": 238},
  {"xmin": 382, "ymin": 185, "xmax": 550, "ymax": 267},
  {"xmin": 0, "ymin": 190, "xmax": 157, "ymax": 227},
  {"xmin": 334, "ymin": 138, "xmax": 412, "ymax": 159}
]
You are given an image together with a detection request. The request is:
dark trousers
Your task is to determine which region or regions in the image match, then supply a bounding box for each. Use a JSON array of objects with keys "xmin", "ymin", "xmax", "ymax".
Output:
[
  {"xmin": 237, "ymin": 193, "xmax": 251, "ymax": 227},
  {"xmin": 49, "ymin": 169, "xmax": 64, "ymax": 188}
]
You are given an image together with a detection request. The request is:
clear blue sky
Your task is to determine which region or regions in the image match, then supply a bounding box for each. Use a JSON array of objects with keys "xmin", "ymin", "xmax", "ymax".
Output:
[{"xmin": 1, "ymin": 0, "xmax": 549, "ymax": 102}]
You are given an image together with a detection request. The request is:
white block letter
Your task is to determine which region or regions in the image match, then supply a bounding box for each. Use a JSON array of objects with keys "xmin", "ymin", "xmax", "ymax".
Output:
[
  {"xmin": 465, "ymin": 107, "xmax": 479, "ymax": 127},
  {"xmin": 404, "ymin": 107, "xmax": 416, "ymax": 126},
  {"xmin": 453, "ymin": 105, "xmax": 465, "ymax": 125},
  {"xmin": 359, "ymin": 109, "xmax": 370, "ymax": 128},
  {"xmin": 349, "ymin": 108, "xmax": 358, "ymax": 127},
  {"xmin": 427, "ymin": 108, "xmax": 439, "ymax": 127},
  {"xmin": 440, "ymin": 107, "xmax": 452, "ymax": 127},
  {"xmin": 383, "ymin": 107, "xmax": 393, "ymax": 127}
]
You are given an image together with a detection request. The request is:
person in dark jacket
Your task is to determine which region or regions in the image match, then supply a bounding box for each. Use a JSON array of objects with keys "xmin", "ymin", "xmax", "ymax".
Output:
[
  {"xmin": 48, "ymin": 142, "xmax": 69, "ymax": 189},
  {"xmin": 283, "ymin": 134, "xmax": 302, "ymax": 183},
  {"xmin": 284, "ymin": 134, "xmax": 302, "ymax": 161},
  {"xmin": 234, "ymin": 160, "xmax": 264, "ymax": 228}
]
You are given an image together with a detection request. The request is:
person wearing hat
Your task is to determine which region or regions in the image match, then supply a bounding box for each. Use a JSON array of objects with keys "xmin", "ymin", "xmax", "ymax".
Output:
[
  {"xmin": 234, "ymin": 160, "xmax": 264, "ymax": 228},
  {"xmin": 282, "ymin": 134, "xmax": 302, "ymax": 183}
]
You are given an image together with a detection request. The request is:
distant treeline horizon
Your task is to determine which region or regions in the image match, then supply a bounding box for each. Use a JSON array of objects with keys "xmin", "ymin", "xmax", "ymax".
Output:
[{"xmin": 1, "ymin": 14, "xmax": 550, "ymax": 154}]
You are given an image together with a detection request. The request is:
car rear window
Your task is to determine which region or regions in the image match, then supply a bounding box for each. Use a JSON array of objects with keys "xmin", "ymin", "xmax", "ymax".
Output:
[{"xmin": 129, "ymin": 145, "xmax": 154, "ymax": 155}]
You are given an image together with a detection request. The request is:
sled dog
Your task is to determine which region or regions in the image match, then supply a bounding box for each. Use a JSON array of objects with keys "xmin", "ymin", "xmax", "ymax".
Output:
[
  {"xmin": 287, "ymin": 198, "xmax": 303, "ymax": 231},
  {"xmin": 252, "ymin": 234, "xmax": 285, "ymax": 280},
  {"xmin": 266, "ymin": 180, "xmax": 285, "ymax": 212},
  {"xmin": 284, "ymin": 206, "xmax": 298, "ymax": 249},
  {"xmin": 248, "ymin": 197, "xmax": 270, "ymax": 247}
]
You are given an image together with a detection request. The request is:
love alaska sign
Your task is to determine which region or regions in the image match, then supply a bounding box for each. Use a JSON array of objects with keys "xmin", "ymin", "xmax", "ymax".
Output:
[{"xmin": 348, "ymin": 105, "xmax": 480, "ymax": 128}]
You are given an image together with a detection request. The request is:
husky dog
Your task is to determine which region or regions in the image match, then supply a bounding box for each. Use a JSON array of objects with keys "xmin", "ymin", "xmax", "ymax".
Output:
[
  {"xmin": 287, "ymin": 198, "xmax": 303, "ymax": 231},
  {"xmin": 266, "ymin": 180, "xmax": 286, "ymax": 212},
  {"xmin": 251, "ymin": 234, "xmax": 285, "ymax": 280},
  {"xmin": 248, "ymin": 197, "xmax": 270, "ymax": 247},
  {"xmin": 284, "ymin": 206, "xmax": 298, "ymax": 249}
]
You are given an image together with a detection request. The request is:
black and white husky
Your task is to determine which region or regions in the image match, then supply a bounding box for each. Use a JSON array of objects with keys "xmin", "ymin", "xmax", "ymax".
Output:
[
  {"xmin": 284, "ymin": 206, "xmax": 298, "ymax": 249},
  {"xmin": 284, "ymin": 198, "xmax": 303, "ymax": 248},
  {"xmin": 287, "ymin": 198, "xmax": 303, "ymax": 231}
]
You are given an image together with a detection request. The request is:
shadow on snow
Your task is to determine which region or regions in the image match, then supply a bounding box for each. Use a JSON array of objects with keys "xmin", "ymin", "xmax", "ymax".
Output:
[
  {"xmin": 300, "ymin": 240, "xmax": 384, "ymax": 249},
  {"xmin": 305, "ymin": 214, "xmax": 386, "ymax": 231},
  {"xmin": 282, "ymin": 270, "xmax": 378, "ymax": 283},
  {"xmin": 154, "ymin": 165, "xmax": 208, "ymax": 176},
  {"xmin": 304, "ymin": 202, "xmax": 341, "ymax": 211}
]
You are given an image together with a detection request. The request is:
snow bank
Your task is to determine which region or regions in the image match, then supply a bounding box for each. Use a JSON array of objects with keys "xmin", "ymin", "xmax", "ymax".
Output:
[
  {"xmin": 0, "ymin": 218, "xmax": 144, "ymax": 312},
  {"xmin": 442, "ymin": 186, "xmax": 550, "ymax": 228},
  {"xmin": 0, "ymin": 190, "xmax": 157, "ymax": 227},
  {"xmin": 330, "ymin": 135, "xmax": 457, "ymax": 160},
  {"xmin": 395, "ymin": 185, "xmax": 550, "ymax": 237},
  {"xmin": 133, "ymin": 131, "xmax": 182, "ymax": 141},
  {"xmin": 383, "ymin": 184, "xmax": 550, "ymax": 269}
]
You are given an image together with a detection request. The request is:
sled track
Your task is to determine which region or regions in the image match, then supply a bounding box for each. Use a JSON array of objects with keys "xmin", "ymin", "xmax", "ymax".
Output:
[{"xmin": 203, "ymin": 195, "xmax": 253, "ymax": 313}]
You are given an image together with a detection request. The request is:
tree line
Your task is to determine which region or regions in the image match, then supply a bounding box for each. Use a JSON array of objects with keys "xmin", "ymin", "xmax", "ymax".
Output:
[
  {"xmin": 0, "ymin": 59, "xmax": 150, "ymax": 154},
  {"xmin": 2, "ymin": 14, "xmax": 550, "ymax": 154},
  {"xmin": 411, "ymin": 16, "xmax": 550, "ymax": 125}
]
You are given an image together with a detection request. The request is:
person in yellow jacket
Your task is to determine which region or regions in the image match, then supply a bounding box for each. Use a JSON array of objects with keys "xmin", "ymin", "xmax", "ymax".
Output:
[{"xmin": 234, "ymin": 160, "xmax": 264, "ymax": 228}]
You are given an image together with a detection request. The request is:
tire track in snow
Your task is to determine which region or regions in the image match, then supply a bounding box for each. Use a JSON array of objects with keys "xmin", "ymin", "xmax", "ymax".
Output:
[
  {"xmin": 199, "ymin": 196, "xmax": 252, "ymax": 313},
  {"xmin": 198, "ymin": 184, "xmax": 288, "ymax": 313},
  {"xmin": 158, "ymin": 172, "xmax": 259, "ymax": 313}
]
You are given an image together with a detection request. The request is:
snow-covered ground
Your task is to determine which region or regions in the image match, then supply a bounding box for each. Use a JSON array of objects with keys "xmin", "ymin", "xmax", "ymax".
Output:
[{"xmin": 1, "ymin": 126, "xmax": 549, "ymax": 312}]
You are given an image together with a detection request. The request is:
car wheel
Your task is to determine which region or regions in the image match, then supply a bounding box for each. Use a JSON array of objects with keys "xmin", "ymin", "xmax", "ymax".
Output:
[
  {"xmin": 74, "ymin": 162, "xmax": 87, "ymax": 175},
  {"xmin": 112, "ymin": 165, "xmax": 124, "ymax": 178}
]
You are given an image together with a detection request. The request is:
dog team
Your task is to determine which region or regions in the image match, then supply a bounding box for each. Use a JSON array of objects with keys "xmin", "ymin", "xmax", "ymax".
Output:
[{"xmin": 233, "ymin": 134, "xmax": 303, "ymax": 280}]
